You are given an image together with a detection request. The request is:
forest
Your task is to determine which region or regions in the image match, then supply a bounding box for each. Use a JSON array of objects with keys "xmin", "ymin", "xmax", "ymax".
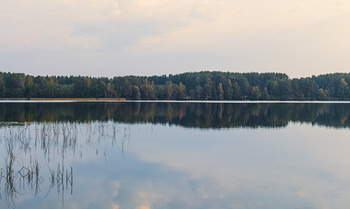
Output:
[{"xmin": 1, "ymin": 71, "xmax": 350, "ymax": 100}]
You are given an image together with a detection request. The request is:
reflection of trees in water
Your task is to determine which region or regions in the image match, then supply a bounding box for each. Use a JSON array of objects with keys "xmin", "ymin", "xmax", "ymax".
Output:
[
  {"xmin": 0, "ymin": 122, "xmax": 130, "ymax": 207},
  {"xmin": 1, "ymin": 102, "xmax": 349, "ymax": 128}
]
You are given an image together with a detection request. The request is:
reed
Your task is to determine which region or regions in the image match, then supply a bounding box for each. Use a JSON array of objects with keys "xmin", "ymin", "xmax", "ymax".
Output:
[{"xmin": 0, "ymin": 120, "xmax": 129, "ymax": 206}]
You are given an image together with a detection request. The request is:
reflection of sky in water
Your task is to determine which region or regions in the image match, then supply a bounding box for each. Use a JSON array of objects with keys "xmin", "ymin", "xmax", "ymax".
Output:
[{"xmin": 1, "ymin": 122, "xmax": 350, "ymax": 209}]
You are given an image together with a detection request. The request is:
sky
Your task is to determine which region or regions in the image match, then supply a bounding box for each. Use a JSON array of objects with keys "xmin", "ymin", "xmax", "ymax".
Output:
[{"xmin": 1, "ymin": 0, "xmax": 350, "ymax": 78}]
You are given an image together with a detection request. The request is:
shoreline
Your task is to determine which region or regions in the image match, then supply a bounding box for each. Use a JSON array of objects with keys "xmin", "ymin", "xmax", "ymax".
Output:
[
  {"xmin": 0, "ymin": 98, "xmax": 126, "ymax": 101},
  {"xmin": 0, "ymin": 99, "xmax": 350, "ymax": 104}
]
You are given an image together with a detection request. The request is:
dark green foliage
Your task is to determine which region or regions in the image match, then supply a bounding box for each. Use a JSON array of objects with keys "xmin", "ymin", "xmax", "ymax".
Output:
[{"xmin": 1, "ymin": 71, "xmax": 350, "ymax": 100}]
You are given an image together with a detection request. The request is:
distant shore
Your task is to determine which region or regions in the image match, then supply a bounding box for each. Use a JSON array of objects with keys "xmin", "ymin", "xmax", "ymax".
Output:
[
  {"xmin": 0, "ymin": 98, "xmax": 126, "ymax": 101},
  {"xmin": 1, "ymin": 71, "xmax": 350, "ymax": 101},
  {"xmin": 1, "ymin": 99, "xmax": 350, "ymax": 104}
]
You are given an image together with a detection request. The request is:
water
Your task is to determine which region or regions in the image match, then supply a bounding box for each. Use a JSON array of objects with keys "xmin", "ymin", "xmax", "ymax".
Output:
[{"xmin": 0, "ymin": 102, "xmax": 350, "ymax": 209}]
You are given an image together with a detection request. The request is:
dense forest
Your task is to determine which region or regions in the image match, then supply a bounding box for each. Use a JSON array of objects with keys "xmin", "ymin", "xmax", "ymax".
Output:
[{"xmin": 1, "ymin": 71, "xmax": 350, "ymax": 100}]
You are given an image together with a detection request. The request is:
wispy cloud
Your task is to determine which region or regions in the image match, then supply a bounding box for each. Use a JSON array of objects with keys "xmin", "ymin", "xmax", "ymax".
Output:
[{"xmin": 1, "ymin": 0, "xmax": 350, "ymax": 77}]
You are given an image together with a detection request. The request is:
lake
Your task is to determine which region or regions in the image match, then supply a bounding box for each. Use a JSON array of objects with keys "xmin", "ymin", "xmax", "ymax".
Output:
[{"xmin": 1, "ymin": 102, "xmax": 350, "ymax": 209}]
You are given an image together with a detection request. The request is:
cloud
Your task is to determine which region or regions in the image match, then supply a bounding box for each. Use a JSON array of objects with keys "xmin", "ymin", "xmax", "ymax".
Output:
[
  {"xmin": 1, "ymin": 0, "xmax": 350, "ymax": 77},
  {"xmin": 129, "ymin": 0, "xmax": 349, "ymax": 50},
  {"xmin": 0, "ymin": 0, "xmax": 106, "ymax": 51}
]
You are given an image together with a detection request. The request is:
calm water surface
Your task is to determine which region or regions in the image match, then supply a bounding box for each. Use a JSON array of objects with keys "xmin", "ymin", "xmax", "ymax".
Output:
[{"xmin": 1, "ymin": 102, "xmax": 350, "ymax": 209}]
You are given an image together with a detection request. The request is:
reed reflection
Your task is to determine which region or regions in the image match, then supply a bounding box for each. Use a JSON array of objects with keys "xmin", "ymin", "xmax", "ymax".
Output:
[
  {"xmin": 0, "ymin": 102, "xmax": 350, "ymax": 128},
  {"xmin": 0, "ymin": 122, "xmax": 130, "ymax": 207}
]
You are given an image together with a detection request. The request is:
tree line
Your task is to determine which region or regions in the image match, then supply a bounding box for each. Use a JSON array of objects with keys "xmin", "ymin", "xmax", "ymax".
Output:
[{"xmin": 1, "ymin": 71, "xmax": 350, "ymax": 100}]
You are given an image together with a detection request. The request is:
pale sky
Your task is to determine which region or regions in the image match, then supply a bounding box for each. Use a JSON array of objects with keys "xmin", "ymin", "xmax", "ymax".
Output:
[{"xmin": 1, "ymin": 0, "xmax": 350, "ymax": 78}]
